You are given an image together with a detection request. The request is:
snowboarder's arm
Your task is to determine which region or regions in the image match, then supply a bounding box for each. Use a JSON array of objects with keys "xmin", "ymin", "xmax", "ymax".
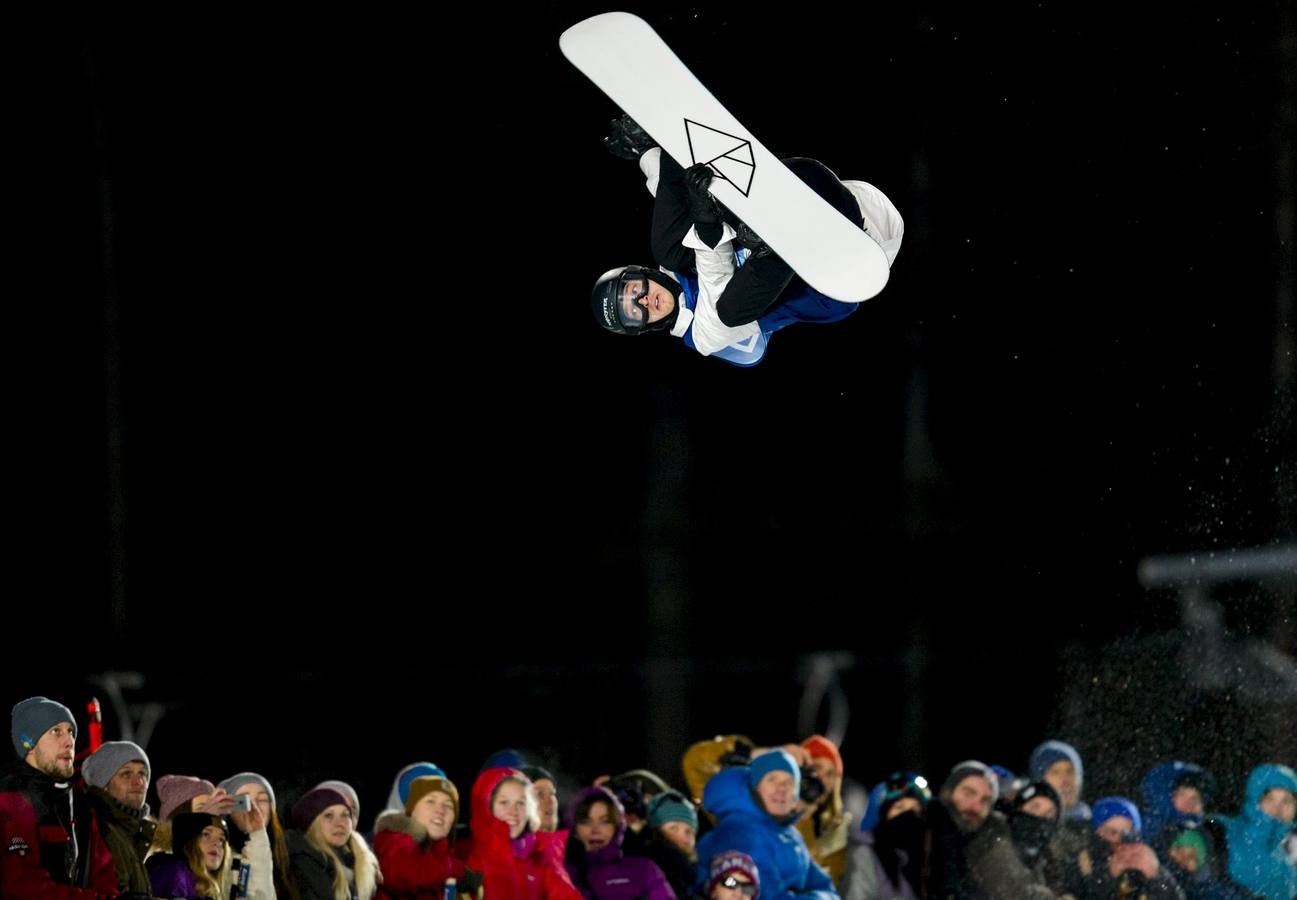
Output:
[
  {"xmin": 684, "ymin": 162, "xmax": 726, "ymax": 249},
  {"xmin": 646, "ymin": 149, "xmax": 700, "ymax": 273}
]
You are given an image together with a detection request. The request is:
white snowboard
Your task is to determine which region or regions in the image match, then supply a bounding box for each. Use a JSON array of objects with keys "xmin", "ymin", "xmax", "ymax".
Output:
[{"xmin": 559, "ymin": 11, "xmax": 889, "ymax": 303}]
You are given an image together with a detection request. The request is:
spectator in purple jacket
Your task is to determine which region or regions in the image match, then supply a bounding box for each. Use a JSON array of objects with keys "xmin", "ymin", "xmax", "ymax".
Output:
[
  {"xmin": 146, "ymin": 812, "xmax": 231, "ymax": 899},
  {"xmin": 564, "ymin": 785, "xmax": 677, "ymax": 899}
]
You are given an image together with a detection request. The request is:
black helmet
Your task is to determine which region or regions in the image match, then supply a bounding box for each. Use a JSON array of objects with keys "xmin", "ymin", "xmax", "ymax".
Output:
[{"xmin": 591, "ymin": 266, "xmax": 682, "ymax": 336}]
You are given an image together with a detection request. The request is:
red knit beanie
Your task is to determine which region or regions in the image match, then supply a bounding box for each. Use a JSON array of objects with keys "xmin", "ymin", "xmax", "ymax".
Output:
[{"xmin": 802, "ymin": 735, "xmax": 843, "ymax": 776}]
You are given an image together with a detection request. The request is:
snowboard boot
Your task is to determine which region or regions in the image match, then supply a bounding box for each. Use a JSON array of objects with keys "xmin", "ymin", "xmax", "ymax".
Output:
[{"xmin": 604, "ymin": 114, "xmax": 657, "ymax": 161}]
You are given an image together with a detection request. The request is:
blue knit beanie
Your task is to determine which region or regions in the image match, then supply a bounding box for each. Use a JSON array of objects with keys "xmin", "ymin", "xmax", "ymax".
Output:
[
  {"xmin": 480, "ymin": 749, "xmax": 526, "ymax": 772},
  {"xmin": 748, "ymin": 750, "xmax": 800, "ymax": 795},
  {"xmin": 1092, "ymin": 796, "xmax": 1142, "ymax": 836},
  {"xmin": 1029, "ymin": 740, "xmax": 1084, "ymax": 785},
  {"xmin": 384, "ymin": 762, "xmax": 445, "ymax": 811},
  {"xmin": 398, "ymin": 764, "xmax": 445, "ymax": 805}
]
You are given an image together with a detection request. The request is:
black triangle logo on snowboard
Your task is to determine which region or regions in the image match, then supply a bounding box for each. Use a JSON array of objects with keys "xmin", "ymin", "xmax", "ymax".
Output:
[{"xmin": 684, "ymin": 119, "xmax": 756, "ymax": 196}]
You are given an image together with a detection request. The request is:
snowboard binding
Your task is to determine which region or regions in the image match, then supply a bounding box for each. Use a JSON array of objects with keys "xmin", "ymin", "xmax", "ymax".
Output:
[
  {"xmin": 736, "ymin": 221, "xmax": 773, "ymax": 259},
  {"xmin": 604, "ymin": 114, "xmax": 657, "ymax": 160}
]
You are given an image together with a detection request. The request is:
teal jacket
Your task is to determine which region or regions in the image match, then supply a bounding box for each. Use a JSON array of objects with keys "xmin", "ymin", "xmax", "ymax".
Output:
[{"xmin": 1221, "ymin": 763, "xmax": 1297, "ymax": 900}]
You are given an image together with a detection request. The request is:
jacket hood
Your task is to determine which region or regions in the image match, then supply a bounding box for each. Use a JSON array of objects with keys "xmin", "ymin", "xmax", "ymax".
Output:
[
  {"xmin": 469, "ymin": 766, "xmax": 538, "ymax": 859},
  {"xmin": 1241, "ymin": 763, "xmax": 1297, "ymax": 824},
  {"xmin": 567, "ymin": 785, "xmax": 626, "ymax": 865}
]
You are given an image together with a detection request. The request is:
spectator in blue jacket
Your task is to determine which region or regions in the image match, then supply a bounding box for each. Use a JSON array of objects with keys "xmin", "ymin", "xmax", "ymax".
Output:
[
  {"xmin": 1141, "ymin": 762, "xmax": 1213, "ymax": 848},
  {"xmin": 696, "ymin": 749, "xmax": 838, "ymax": 899}
]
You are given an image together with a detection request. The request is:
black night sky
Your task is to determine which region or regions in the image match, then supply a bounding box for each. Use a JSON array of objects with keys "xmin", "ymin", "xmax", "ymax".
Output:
[{"xmin": 11, "ymin": 4, "xmax": 1296, "ymax": 816}]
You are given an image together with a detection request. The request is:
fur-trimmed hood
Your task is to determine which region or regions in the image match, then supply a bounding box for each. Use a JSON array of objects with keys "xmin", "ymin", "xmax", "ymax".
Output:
[
  {"xmin": 349, "ymin": 829, "xmax": 380, "ymax": 900},
  {"xmin": 375, "ymin": 809, "xmax": 428, "ymax": 842}
]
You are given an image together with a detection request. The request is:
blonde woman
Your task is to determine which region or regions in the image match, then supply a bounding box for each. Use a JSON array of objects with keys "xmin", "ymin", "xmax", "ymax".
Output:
[
  {"xmin": 146, "ymin": 812, "xmax": 233, "ymax": 899},
  {"xmin": 286, "ymin": 785, "xmax": 379, "ymax": 900}
]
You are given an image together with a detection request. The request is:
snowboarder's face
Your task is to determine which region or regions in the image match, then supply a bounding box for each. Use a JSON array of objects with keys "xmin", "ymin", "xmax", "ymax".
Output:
[
  {"xmin": 1259, "ymin": 787, "xmax": 1296, "ymax": 823},
  {"xmin": 618, "ymin": 273, "xmax": 676, "ymax": 327},
  {"xmin": 1043, "ymin": 759, "xmax": 1078, "ymax": 809},
  {"xmin": 755, "ymin": 770, "xmax": 797, "ymax": 818}
]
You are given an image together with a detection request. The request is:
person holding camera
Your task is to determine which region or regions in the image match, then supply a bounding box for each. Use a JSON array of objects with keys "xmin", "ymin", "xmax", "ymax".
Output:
[
  {"xmin": 694, "ymin": 749, "xmax": 839, "ymax": 899},
  {"xmin": 1060, "ymin": 797, "xmax": 1185, "ymax": 900},
  {"xmin": 796, "ymin": 736, "xmax": 852, "ymax": 887},
  {"xmin": 218, "ymin": 772, "xmax": 292, "ymax": 900},
  {"xmin": 148, "ymin": 773, "xmax": 240, "ymax": 883}
]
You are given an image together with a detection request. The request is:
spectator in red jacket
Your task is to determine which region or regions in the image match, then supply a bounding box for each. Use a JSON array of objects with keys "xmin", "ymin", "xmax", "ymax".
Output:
[
  {"xmin": 460, "ymin": 766, "xmax": 583, "ymax": 900},
  {"xmin": 373, "ymin": 774, "xmax": 480, "ymax": 899},
  {"xmin": 0, "ymin": 696, "xmax": 119, "ymax": 898}
]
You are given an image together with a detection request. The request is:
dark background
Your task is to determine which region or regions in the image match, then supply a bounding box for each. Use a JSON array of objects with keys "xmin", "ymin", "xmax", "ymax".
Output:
[{"xmin": 10, "ymin": 3, "xmax": 1295, "ymax": 819}]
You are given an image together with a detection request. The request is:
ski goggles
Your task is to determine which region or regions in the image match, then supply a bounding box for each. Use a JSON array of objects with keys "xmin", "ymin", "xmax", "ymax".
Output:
[
  {"xmin": 883, "ymin": 771, "xmax": 931, "ymax": 803},
  {"xmin": 718, "ymin": 876, "xmax": 758, "ymax": 896},
  {"xmin": 612, "ymin": 269, "xmax": 653, "ymax": 333}
]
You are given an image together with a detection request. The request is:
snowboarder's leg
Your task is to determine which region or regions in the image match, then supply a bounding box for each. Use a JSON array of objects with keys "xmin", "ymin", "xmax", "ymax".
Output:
[
  {"xmin": 783, "ymin": 157, "xmax": 864, "ymax": 227},
  {"xmin": 713, "ymin": 158, "xmax": 865, "ymax": 325}
]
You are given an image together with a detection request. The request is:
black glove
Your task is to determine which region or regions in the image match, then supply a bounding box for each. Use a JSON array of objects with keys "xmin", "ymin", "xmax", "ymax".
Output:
[
  {"xmin": 685, "ymin": 163, "xmax": 722, "ymax": 227},
  {"xmin": 457, "ymin": 868, "xmax": 485, "ymax": 897},
  {"xmin": 717, "ymin": 738, "xmax": 754, "ymax": 768},
  {"xmin": 604, "ymin": 114, "xmax": 656, "ymax": 160}
]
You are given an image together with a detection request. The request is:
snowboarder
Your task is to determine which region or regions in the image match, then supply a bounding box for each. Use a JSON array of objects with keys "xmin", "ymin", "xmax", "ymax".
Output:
[{"xmin": 590, "ymin": 115, "xmax": 904, "ymax": 366}]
